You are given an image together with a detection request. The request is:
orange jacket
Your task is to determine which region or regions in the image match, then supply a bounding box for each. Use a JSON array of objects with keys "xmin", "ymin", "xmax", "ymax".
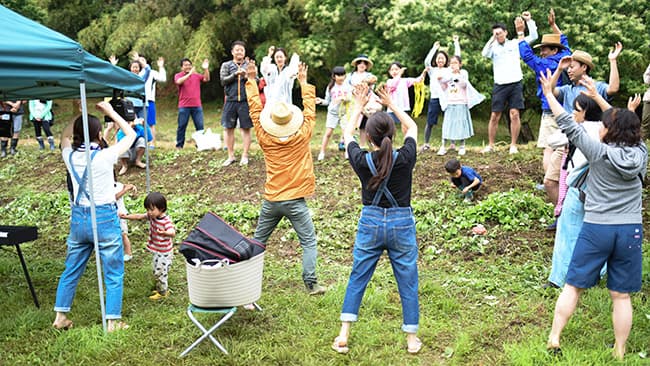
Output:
[{"xmin": 245, "ymin": 80, "xmax": 316, "ymax": 201}]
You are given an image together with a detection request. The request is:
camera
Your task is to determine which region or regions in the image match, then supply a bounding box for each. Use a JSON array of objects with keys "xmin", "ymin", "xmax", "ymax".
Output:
[{"xmin": 105, "ymin": 89, "xmax": 136, "ymax": 123}]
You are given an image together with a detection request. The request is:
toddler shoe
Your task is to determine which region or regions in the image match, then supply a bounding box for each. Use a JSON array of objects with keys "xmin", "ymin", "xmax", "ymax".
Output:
[
  {"xmin": 317, "ymin": 151, "xmax": 325, "ymax": 161},
  {"xmin": 149, "ymin": 290, "xmax": 169, "ymax": 301},
  {"xmin": 123, "ymin": 254, "xmax": 132, "ymax": 262},
  {"xmin": 458, "ymin": 147, "xmax": 466, "ymax": 156},
  {"xmin": 437, "ymin": 146, "xmax": 447, "ymax": 156}
]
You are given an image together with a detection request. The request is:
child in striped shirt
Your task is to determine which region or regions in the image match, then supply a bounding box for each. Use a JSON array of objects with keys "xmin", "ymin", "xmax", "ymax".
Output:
[{"xmin": 121, "ymin": 192, "xmax": 176, "ymax": 300}]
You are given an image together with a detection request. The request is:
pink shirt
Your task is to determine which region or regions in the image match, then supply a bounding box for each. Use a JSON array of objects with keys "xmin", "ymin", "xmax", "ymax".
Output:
[
  {"xmin": 386, "ymin": 76, "xmax": 421, "ymax": 113},
  {"xmin": 440, "ymin": 70, "xmax": 469, "ymax": 105},
  {"xmin": 175, "ymin": 72, "xmax": 204, "ymax": 108}
]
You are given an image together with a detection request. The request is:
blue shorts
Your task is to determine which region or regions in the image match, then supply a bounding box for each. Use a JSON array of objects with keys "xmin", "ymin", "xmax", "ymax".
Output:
[
  {"xmin": 146, "ymin": 101, "xmax": 157, "ymax": 126},
  {"xmin": 566, "ymin": 222, "xmax": 643, "ymax": 293}
]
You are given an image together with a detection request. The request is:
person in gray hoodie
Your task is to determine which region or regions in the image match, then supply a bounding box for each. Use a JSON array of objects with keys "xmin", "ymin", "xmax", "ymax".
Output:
[{"xmin": 540, "ymin": 70, "xmax": 647, "ymax": 360}]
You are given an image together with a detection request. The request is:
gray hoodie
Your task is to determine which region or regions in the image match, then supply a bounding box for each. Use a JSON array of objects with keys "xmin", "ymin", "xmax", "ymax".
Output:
[{"xmin": 556, "ymin": 112, "xmax": 647, "ymax": 224}]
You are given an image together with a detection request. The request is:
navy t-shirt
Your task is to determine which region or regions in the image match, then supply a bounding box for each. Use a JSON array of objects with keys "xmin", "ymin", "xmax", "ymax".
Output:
[{"xmin": 347, "ymin": 137, "xmax": 417, "ymax": 207}]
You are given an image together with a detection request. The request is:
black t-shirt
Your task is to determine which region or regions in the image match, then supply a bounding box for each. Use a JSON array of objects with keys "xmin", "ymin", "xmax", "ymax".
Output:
[{"xmin": 347, "ymin": 137, "xmax": 417, "ymax": 208}]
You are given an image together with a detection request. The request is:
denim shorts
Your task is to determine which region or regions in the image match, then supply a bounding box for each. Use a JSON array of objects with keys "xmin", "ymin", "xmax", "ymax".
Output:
[{"xmin": 566, "ymin": 222, "xmax": 643, "ymax": 293}]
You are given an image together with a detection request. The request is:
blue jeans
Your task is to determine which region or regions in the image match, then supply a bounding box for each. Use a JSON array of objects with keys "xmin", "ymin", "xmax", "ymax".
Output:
[
  {"xmin": 341, "ymin": 206, "xmax": 419, "ymax": 333},
  {"xmin": 54, "ymin": 203, "xmax": 124, "ymax": 319},
  {"xmin": 426, "ymin": 98, "xmax": 441, "ymax": 126},
  {"xmin": 254, "ymin": 198, "xmax": 318, "ymax": 285},
  {"xmin": 176, "ymin": 107, "xmax": 204, "ymax": 148}
]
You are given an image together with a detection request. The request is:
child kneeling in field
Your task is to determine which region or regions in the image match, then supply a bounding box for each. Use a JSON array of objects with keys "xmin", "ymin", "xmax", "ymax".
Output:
[
  {"xmin": 445, "ymin": 158, "xmax": 482, "ymax": 202},
  {"xmin": 121, "ymin": 192, "xmax": 176, "ymax": 300}
]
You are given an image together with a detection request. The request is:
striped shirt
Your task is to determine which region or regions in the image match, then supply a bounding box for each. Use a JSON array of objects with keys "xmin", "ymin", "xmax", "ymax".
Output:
[{"xmin": 147, "ymin": 214, "xmax": 175, "ymax": 253}]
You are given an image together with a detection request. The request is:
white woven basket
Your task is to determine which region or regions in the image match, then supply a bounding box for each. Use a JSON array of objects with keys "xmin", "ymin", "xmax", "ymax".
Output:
[{"xmin": 186, "ymin": 252, "xmax": 264, "ymax": 307}]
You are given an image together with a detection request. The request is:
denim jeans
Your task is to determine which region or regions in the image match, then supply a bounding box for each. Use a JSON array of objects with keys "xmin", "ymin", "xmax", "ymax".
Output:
[
  {"xmin": 54, "ymin": 203, "xmax": 124, "ymax": 319},
  {"xmin": 426, "ymin": 98, "xmax": 441, "ymax": 126},
  {"xmin": 341, "ymin": 206, "xmax": 419, "ymax": 333},
  {"xmin": 254, "ymin": 198, "xmax": 317, "ymax": 285},
  {"xmin": 176, "ymin": 107, "xmax": 204, "ymax": 148}
]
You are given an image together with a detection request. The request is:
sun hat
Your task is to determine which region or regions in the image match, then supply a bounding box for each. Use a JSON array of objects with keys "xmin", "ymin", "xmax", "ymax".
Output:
[
  {"xmin": 351, "ymin": 54, "xmax": 374, "ymax": 71},
  {"xmin": 533, "ymin": 34, "xmax": 566, "ymax": 50},
  {"xmin": 259, "ymin": 101, "xmax": 304, "ymax": 138},
  {"xmin": 571, "ymin": 50, "xmax": 594, "ymax": 70}
]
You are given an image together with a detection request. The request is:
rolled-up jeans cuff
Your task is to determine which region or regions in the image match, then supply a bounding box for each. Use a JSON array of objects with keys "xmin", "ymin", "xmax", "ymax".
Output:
[
  {"xmin": 340, "ymin": 313, "xmax": 358, "ymax": 322},
  {"xmin": 53, "ymin": 307, "xmax": 70, "ymax": 313},
  {"xmin": 402, "ymin": 324, "xmax": 418, "ymax": 333},
  {"xmin": 106, "ymin": 314, "xmax": 122, "ymax": 320}
]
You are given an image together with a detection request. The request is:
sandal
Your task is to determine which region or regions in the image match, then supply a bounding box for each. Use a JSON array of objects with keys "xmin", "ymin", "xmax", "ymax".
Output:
[
  {"xmin": 107, "ymin": 321, "xmax": 129, "ymax": 333},
  {"xmin": 332, "ymin": 336, "xmax": 349, "ymax": 354},
  {"xmin": 52, "ymin": 319, "xmax": 73, "ymax": 330},
  {"xmin": 547, "ymin": 341, "xmax": 562, "ymax": 357},
  {"xmin": 407, "ymin": 337, "xmax": 423, "ymax": 354}
]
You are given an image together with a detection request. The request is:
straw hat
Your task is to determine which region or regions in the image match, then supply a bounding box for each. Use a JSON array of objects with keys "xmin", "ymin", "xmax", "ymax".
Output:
[
  {"xmin": 259, "ymin": 101, "xmax": 304, "ymax": 138},
  {"xmin": 351, "ymin": 54, "xmax": 374, "ymax": 71},
  {"xmin": 533, "ymin": 34, "xmax": 566, "ymax": 50},
  {"xmin": 571, "ymin": 50, "xmax": 594, "ymax": 70}
]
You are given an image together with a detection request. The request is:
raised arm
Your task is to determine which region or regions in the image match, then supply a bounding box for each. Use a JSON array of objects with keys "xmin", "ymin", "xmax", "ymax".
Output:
[
  {"xmin": 201, "ymin": 59, "xmax": 210, "ymax": 82},
  {"xmin": 606, "ymin": 42, "xmax": 622, "ymax": 96},
  {"xmin": 644, "ymin": 63, "xmax": 650, "ymax": 85},
  {"xmin": 376, "ymin": 84, "xmax": 417, "ymax": 141},
  {"xmin": 482, "ymin": 35, "xmax": 495, "ymax": 58},
  {"xmin": 452, "ymin": 35, "xmax": 461, "ymax": 57},
  {"xmin": 155, "ymin": 57, "xmax": 167, "ymax": 82},
  {"xmin": 548, "ymin": 8, "xmax": 562, "ymax": 34},
  {"xmin": 424, "ymin": 41, "xmax": 440, "ymax": 67},
  {"xmin": 343, "ymin": 84, "xmax": 369, "ymax": 147},
  {"xmin": 550, "ymin": 56, "xmax": 571, "ymax": 97}
]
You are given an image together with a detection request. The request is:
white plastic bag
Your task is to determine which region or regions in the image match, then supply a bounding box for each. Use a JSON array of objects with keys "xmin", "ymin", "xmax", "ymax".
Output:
[{"xmin": 192, "ymin": 128, "xmax": 222, "ymax": 151}]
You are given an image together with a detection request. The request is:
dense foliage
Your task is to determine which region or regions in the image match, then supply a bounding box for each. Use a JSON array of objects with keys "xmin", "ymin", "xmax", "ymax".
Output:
[{"xmin": 3, "ymin": 0, "xmax": 649, "ymax": 109}]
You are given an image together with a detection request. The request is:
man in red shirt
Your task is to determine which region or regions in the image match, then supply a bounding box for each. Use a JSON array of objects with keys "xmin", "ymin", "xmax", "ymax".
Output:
[{"xmin": 174, "ymin": 58, "xmax": 210, "ymax": 148}]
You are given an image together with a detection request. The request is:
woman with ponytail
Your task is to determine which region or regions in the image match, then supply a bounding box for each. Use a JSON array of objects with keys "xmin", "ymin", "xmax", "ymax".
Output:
[{"xmin": 332, "ymin": 83, "xmax": 421, "ymax": 354}]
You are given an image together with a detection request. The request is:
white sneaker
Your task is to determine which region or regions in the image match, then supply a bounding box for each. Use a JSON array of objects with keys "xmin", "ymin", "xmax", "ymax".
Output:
[
  {"xmin": 317, "ymin": 152, "xmax": 325, "ymax": 161},
  {"xmin": 481, "ymin": 145, "xmax": 493, "ymax": 154},
  {"xmin": 240, "ymin": 157, "xmax": 249, "ymax": 166},
  {"xmin": 123, "ymin": 254, "xmax": 132, "ymax": 262},
  {"xmin": 509, "ymin": 145, "xmax": 519, "ymax": 154},
  {"xmin": 222, "ymin": 158, "xmax": 236, "ymax": 167},
  {"xmin": 437, "ymin": 147, "xmax": 447, "ymax": 156},
  {"xmin": 458, "ymin": 147, "xmax": 466, "ymax": 156}
]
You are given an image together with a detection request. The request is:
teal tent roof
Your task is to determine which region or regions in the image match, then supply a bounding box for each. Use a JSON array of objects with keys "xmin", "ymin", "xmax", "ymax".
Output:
[{"xmin": 0, "ymin": 5, "xmax": 144, "ymax": 100}]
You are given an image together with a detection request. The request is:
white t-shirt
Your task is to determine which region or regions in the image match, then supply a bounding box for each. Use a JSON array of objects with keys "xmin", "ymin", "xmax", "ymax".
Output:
[
  {"xmin": 63, "ymin": 147, "xmax": 119, "ymax": 206},
  {"xmin": 114, "ymin": 182, "xmax": 127, "ymax": 215}
]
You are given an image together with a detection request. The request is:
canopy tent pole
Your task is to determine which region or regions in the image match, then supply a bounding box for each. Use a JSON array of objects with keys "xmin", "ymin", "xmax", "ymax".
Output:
[
  {"xmin": 143, "ymin": 96, "xmax": 150, "ymax": 192},
  {"xmin": 80, "ymin": 82, "xmax": 108, "ymax": 333}
]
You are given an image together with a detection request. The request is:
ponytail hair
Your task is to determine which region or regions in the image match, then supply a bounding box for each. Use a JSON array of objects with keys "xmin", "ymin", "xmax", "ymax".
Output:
[{"xmin": 365, "ymin": 112, "xmax": 396, "ymax": 190}]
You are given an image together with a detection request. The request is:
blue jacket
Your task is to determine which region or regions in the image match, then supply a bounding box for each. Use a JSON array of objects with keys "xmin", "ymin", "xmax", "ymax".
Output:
[{"xmin": 519, "ymin": 34, "xmax": 571, "ymax": 111}]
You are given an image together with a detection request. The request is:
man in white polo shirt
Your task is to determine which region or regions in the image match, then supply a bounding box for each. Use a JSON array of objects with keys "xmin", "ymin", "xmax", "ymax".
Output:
[{"xmin": 482, "ymin": 14, "xmax": 537, "ymax": 154}]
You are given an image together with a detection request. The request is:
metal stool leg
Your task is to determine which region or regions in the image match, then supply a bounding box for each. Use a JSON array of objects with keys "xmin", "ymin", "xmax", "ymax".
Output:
[
  {"xmin": 15, "ymin": 244, "xmax": 39, "ymax": 308},
  {"xmin": 180, "ymin": 307, "xmax": 236, "ymax": 357}
]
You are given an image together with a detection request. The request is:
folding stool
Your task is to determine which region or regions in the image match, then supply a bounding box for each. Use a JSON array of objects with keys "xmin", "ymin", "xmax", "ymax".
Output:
[{"xmin": 180, "ymin": 303, "xmax": 262, "ymax": 357}]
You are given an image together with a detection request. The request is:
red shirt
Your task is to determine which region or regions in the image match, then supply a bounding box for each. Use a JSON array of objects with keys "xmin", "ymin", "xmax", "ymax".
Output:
[
  {"xmin": 174, "ymin": 72, "xmax": 204, "ymax": 108},
  {"xmin": 147, "ymin": 214, "xmax": 175, "ymax": 253}
]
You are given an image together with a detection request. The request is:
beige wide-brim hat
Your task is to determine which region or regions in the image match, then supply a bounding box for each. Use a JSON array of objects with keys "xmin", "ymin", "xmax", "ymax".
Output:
[
  {"xmin": 351, "ymin": 54, "xmax": 374, "ymax": 71},
  {"xmin": 571, "ymin": 50, "xmax": 595, "ymax": 70},
  {"xmin": 533, "ymin": 34, "xmax": 566, "ymax": 50},
  {"xmin": 260, "ymin": 101, "xmax": 304, "ymax": 138}
]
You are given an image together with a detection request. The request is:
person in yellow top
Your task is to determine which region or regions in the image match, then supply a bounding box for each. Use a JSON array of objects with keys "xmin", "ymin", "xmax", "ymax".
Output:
[{"xmin": 245, "ymin": 61, "xmax": 325, "ymax": 295}]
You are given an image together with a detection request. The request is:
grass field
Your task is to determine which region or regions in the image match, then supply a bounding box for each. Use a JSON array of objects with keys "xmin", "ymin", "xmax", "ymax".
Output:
[{"xmin": 1, "ymin": 96, "xmax": 649, "ymax": 365}]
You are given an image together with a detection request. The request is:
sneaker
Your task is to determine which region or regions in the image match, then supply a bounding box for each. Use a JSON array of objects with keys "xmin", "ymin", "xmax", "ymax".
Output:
[
  {"xmin": 317, "ymin": 151, "xmax": 325, "ymax": 161},
  {"xmin": 338, "ymin": 141, "xmax": 346, "ymax": 151},
  {"xmin": 535, "ymin": 183, "xmax": 546, "ymax": 191},
  {"xmin": 240, "ymin": 157, "xmax": 249, "ymax": 166},
  {"xmin": 464, "ymin": 197, "xmax": 472, "ymax": 203},
  {"xmin": 437, "ymin": 146, "xmax": 447, "ymax": 156},
  {"xmin": 449, "ymin": 143, "xmax": 456, "ymax": 150},
  {"xmin": 306, "ymin": 283, "xmax": 326, "ymax": 295},
  {"xmin": 149, "ymin": 290, "xmax": 169, "ymax": 301},
  {"xmin": 481, "ymin": 145, "xmax": 493, "ymax": 154},
  {"xmin": 420, "ymin": 144, "xmax": 431, "ymax": 152},
  {"xmin": 458, "ymin": 147, "xmax": 466, "ymax": 156},
  {"xmin": 123, "ymin": 254, "xmax": 132, "ymax": 262},
  {"xmin": 509, "ymin": 145, "xmax": 519, "ymax": 154},
  {"xmin": 546, "ymin": 219, "xmax": 557, "ymax": 231},
  {"xmin": 222, "ymin": 158, "xmax": 236, "ymax": 167}
]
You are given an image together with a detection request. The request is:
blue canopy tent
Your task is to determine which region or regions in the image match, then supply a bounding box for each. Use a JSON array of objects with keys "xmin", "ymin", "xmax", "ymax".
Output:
[{"xmin": 0, "ymin": 5, "xmax": 145, "ymax": 333}]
